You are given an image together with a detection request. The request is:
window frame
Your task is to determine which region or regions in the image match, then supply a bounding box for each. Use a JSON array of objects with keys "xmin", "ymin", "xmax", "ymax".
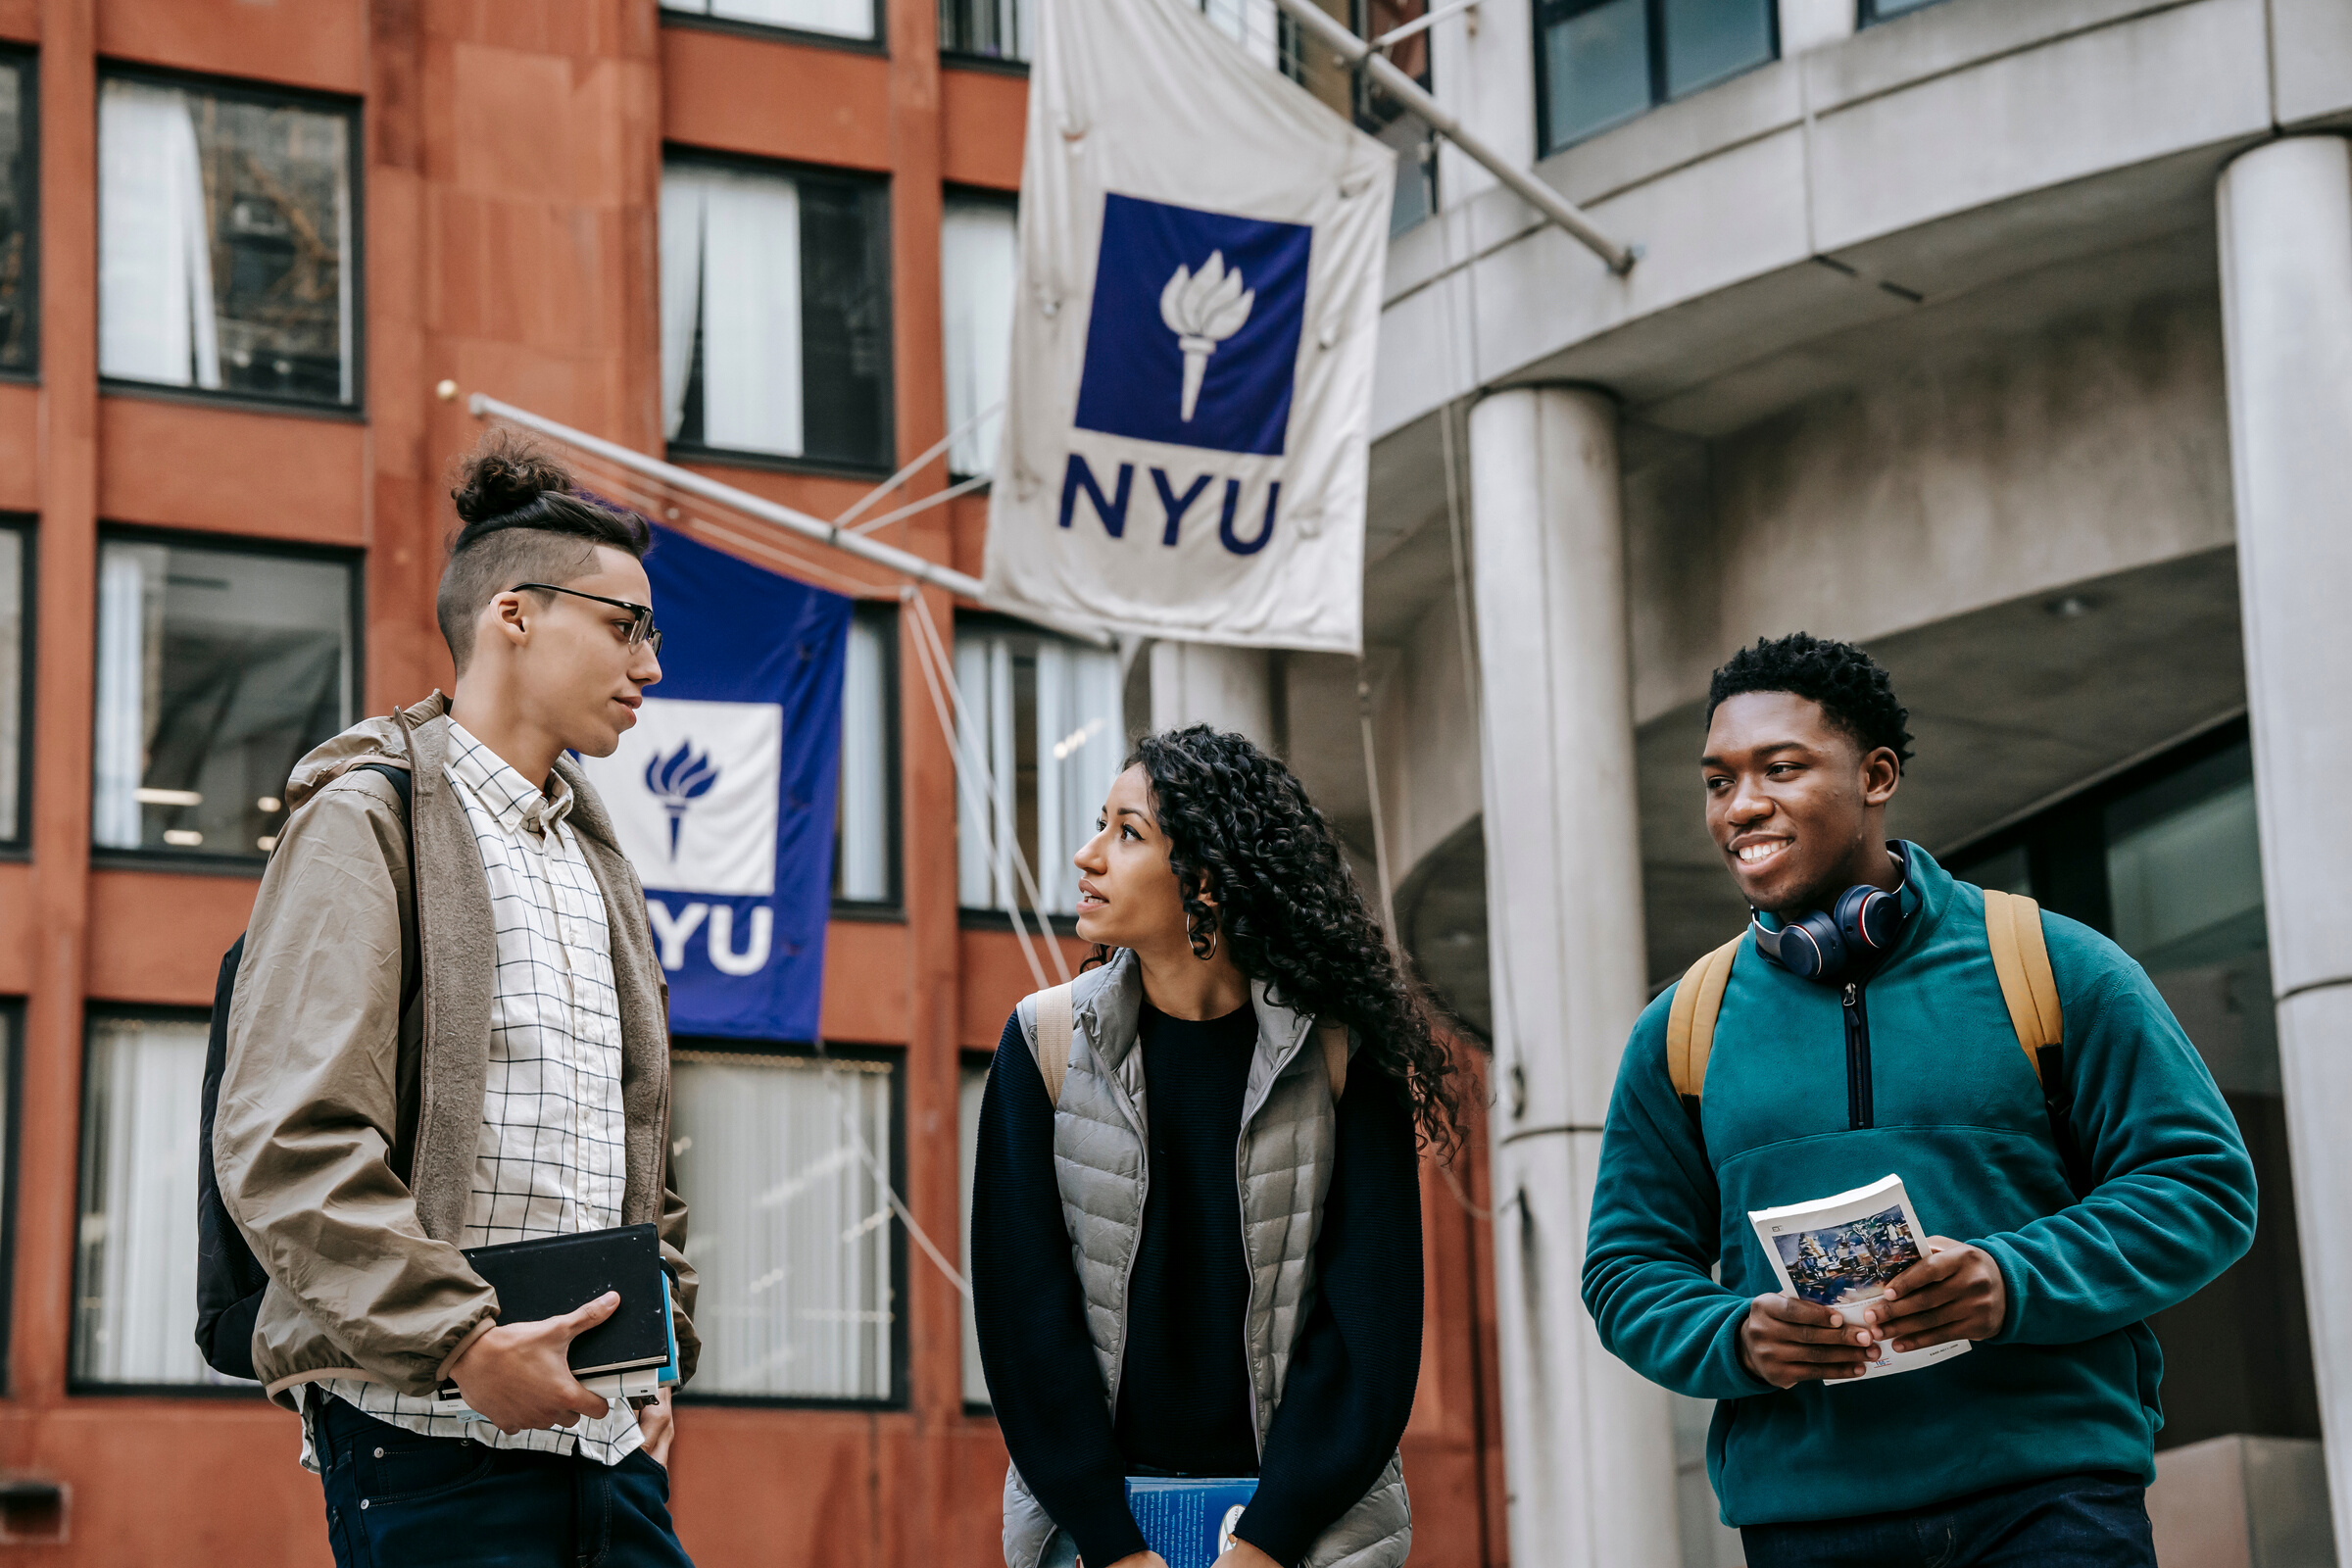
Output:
[
  {"xmin": 70, "ymin": 1002, "xmax": 263, "ymax": 1399},
  {"xmin": 834, "ymin": 601, "xmax": 904, "ymax": 919},
  {"xmin": 1531, "ymin": 0, "xmax": 1781, "ymax": 157},
  {"xmin": 0, "ymin": 998, "xmax": 23, "ymax": 1395},
  {"xmin": 0, "ymin": 515, "xmax": 33, "ymax": 857},
  {"xmin": 957, "ymin": 1045, "xmax": 996, "ymax": 1415},
  {"xmin": 937, "ymin": 0, "xmax": 1033, "ymax": 70},
  {"xmin": 950, "ymin": 609, "xmax": 1122, "ymax": 934},
  {"xmin": 666, "ymin": 1038, "xmax": 910, "ymax": 1412},
  {"xmin": 86, "ymin": 522, "xmax": 367, "ymax": 876},
  {"xmin": 661, "ymin": 146, "xmax": 899, "ymax": 481},
  {"xmin": 94, "ymin": 62, "xmax": 367, "ymax": 420},
  {"xmin": 658, "ymin": 0, "xmax": 889, "ymax": 55},
  {"xmin": 0, "ymin": 45, "xmax": 40, "ymax": 385}
]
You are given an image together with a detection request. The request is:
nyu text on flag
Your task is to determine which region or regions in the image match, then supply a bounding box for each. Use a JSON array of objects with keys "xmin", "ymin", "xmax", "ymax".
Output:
[{"xmin": 983, "ymin": 0, "xmax": 1395, "ymax": 655}]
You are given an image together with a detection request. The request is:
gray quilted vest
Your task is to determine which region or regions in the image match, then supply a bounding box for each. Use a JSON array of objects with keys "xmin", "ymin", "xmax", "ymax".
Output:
[{"xmin": 998, "ymin": 948, "xmax": 1413, "ymax": 1568}]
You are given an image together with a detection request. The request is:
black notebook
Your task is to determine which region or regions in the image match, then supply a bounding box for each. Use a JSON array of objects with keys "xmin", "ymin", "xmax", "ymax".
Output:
[{"xmin": 445, "ymin": 1222, "xmax": 670, "ymax": 1382}]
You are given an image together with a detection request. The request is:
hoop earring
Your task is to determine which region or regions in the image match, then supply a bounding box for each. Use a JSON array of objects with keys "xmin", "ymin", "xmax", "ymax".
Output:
[{"xmin": 1193, "ymin": 921, "xmax": 1220, "ymax": 961}]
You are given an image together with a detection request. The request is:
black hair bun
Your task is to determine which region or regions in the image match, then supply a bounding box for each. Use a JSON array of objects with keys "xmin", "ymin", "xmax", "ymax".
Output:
[{"xmin": 451, "ymin": 430, "xmax": 573, "ymax": 525}]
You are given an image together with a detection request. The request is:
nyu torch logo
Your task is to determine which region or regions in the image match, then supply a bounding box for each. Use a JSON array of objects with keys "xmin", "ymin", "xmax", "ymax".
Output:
[
  {"xmin": 644, "ymin": 740, "xmax": 719, "ymax": 860},
  {"xmin": 1159, "ymin": 252, "xmax": 1254, "ymax": 422}
]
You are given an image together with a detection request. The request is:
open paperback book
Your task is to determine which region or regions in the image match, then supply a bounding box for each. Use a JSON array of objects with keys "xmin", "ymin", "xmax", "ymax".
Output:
[{"xmin": 1748, "ymin": 1174, "xmax": 1970, "ymax": 1384}]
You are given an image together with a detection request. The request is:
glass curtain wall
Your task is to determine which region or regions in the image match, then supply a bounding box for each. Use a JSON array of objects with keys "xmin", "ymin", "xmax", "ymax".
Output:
[
  {"xmin": 74, "ymin": 1014, "xmax": 247, "ymax": 1388},
  {"xmin": 91, "ymin": 535, "xmax": 355, "ymax": 861},
  {"xmin": 1536, "ymin": 0, "xmax": 1775, "ymax": 152},
  {"xmin": 662, "ymin": 157, "xmax": 894, "ymax": 471},
  {"xmin": 1946, "ymin": 723, "xmax": 2318, "ymax": 1448},
  {"xmin": 669, "ymin": 1049, "xmax": 898, "ymax": 1401},
  {"xmin": 954, "ymin": 622, "xmax": 1123, "ymax": 918},
  {"xmin": 97, "ymin": 74, "xmax": 357, "ymax": 408},
  {"xmin": 661, "ymin": 0, "xmax": 877, "ymax": 41}
]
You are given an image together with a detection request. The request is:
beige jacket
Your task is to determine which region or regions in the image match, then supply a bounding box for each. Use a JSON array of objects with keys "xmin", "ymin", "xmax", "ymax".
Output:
[{"xmin": 215, "ymin": 694, "xmax": 699, "ymax": 1409}]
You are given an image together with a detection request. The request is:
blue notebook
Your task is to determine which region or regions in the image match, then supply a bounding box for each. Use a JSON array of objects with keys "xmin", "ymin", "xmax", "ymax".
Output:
[{"xmin": 1124, "ymin": 1478, "xmax": 1258, "ymax": 1568}]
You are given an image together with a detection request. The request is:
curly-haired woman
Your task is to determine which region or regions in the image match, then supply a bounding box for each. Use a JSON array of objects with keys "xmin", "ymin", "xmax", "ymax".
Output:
[{"xmin": 970, "ymin": 725, "xmax": 1461, "ymax": 1568}]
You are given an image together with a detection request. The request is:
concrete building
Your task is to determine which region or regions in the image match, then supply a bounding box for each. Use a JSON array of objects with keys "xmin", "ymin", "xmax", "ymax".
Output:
[
  {"xmin": 0, "ymin": 0, "xmax": 1510, "ymax": 1560},
  {"xmin": 1191, "ymin": 0, "xmax": 2350, "ymax": 1564}
]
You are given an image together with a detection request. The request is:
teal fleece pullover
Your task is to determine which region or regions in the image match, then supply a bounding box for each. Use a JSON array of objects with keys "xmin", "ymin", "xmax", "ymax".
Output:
[{"xmin": 1581, "ymin": 845, "xmax": 2258, "ymax": 1527}]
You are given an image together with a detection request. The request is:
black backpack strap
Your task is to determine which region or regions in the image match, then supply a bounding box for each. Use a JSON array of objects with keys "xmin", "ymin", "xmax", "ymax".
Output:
[{"xmin": 352, "ymin": 761, "xmax": 420, "ymax": 1011}]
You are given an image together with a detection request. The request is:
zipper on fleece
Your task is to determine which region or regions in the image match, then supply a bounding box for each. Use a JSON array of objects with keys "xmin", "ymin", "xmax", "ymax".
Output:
[{"xmin": 1842, "ymin": 982, "xmax": 1874, "ymax": 1129}]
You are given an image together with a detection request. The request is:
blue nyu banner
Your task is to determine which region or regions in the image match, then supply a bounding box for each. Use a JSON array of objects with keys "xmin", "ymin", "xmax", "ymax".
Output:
[{"xmin": 577, "ymin": 523, "xmax": 850, "ymax": 1041}]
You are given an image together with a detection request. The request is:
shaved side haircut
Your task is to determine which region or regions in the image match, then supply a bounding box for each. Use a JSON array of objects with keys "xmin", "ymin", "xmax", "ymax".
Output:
[{"xmin": 436, "ymin": 431, "xmax": 653, "ymax": 674}]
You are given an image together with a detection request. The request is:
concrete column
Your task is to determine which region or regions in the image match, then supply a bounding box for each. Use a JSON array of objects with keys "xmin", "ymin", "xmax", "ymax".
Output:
[
  {"xmin": 2217, "ymin": 135, "xmax": 2352, "ymax": 1561},
  {"xmin": 1149, "ymin": 640, "xmax": 1277, "ymax": 752},
  {"xmin": 1466, "ymin": 386, "xmax": 1680, "ymax": 1568}
]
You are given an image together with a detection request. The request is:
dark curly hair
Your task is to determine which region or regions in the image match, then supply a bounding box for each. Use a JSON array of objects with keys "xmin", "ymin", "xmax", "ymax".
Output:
[
  {"xmin": 1086, "ymin": 725, "xmax": 1464, "ymax": 1155},
  {"xmin": 1705, "ymin": 632, "xmax": 1914, "ymax": 770}
]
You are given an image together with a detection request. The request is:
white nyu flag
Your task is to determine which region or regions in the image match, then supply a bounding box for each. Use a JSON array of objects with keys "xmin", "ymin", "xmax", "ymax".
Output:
[{"xmin": 983, "ymin": 0, "xmax": 1395, "ymax": 655}]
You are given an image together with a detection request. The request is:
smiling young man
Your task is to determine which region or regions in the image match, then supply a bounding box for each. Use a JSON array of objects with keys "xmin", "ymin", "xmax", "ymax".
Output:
[
  {"xmin": 214, "ymin": 435, "xmax": 700, "ymax": 1567},
  {"xmin": 1581, "ymin": 632, "xmax": 2258, "ymax": 1568}
]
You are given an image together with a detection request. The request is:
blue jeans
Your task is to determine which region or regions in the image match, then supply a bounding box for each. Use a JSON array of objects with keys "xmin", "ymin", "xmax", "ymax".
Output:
[
  {"xmin": 310, "ymin": 1394, "xmax": 695, "ymax": 1568},
  {"xmin": 1740, "ymin": 1471, "xmax": 2154, "ymax": 1568}
]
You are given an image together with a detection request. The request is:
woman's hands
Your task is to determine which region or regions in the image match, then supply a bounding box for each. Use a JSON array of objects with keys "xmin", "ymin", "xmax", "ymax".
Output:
[{"xmin": 1214, "ymin": 1540, "xmax": 1282, "ymax": 1568}]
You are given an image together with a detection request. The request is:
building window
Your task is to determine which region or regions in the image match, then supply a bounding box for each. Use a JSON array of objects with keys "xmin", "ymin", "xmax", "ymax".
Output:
[
  {"xmin": 958, "ymin": 1055, "xmax": 990, "ymax": 1407},
  {"xmin": 670, "ymin": 1047, "xmax": 900, "ymax": 1402},
  {"xmin": 74, "ymin": 1011, "xmax": 247, "ymax": 1390},
  {"xmin": 836, "ymin": 604, "xmax": 899, "ymax": 906},
  {"xmin": 97, "ymin": 74, "xmax": 359, "ymax": 410},
  {"xmin": 661, "ymin": 0, "xmax": 878, "ymax": 42},
  {"xmin": 955, "ymin": 620, "xmax": 1123, "ymax": 917},
  {"xmin": 941, "ymin": 195, "xmax": 1016, "ymax": 479},
  {"xmin": 1536, "ymin": 0, "xmax": 1776, "ymax": 154},
  {"xmin": 662, "ymin": 157, "xmax": 894, "ymax": 472},
  {"xmin": 91, "ymin": 533, "xmax": 357, "ymax": 863},
  {"xmin": 941, "ymin": 0, "xmax": 1033, "ymax": 61},
  {"xmin": 0, "ymin": 520, "xmax": 26, "ymax": 849},
  {"xmin": 0, "ymin": 53, "xmax": 37, "ymax": 376}
]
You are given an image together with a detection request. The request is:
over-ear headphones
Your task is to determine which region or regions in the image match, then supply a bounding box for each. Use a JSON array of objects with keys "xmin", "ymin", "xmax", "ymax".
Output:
[{"xmin": 1749, "ymin": 843, "xmax": 1913, "ymax": 984}]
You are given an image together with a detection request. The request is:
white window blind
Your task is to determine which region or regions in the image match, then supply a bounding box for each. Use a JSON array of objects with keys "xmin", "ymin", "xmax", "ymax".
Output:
[
  {"xmin": 74, "ymin": 1015, "xmax": 249, "ymax": 1387},
  {"xmin": 662, "ymin": 0, "xmax": 875, "ymax": 40},
  {"xmin": 671, "ymin": 1051, "xmax": 896, "ymax": 1400},
  {"xmin": 941, "ymin": 199, "xmax": 1016, "ymax": 478},
  {"xmin": 957, "ymin": 1060, "xmax": 990, "ymax": 1406},
  {"xmin": 836, "ymin": 611, "xmax": 892, "ymax": 904},
  {"xmin": 662, "ymin": 163, "xmax": 805, "ymax": 458},
  {"xmin": 98, "ymin": 76, "xmax": 355, "ymax": 406},
  {"xmin": 955, "ymin": 627, "xmax": 1123, "ymax": 916}
]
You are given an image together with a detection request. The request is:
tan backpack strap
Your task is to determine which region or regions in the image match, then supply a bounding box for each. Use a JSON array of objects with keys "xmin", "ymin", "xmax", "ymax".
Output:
[
  {"xmin": 1027, "ymin": 983, "xmax": 1077, "ymax": 1106},
  {"xmin": 1984, "ymin": 890, "xmax": 2064, "ymax": 1078},
  {"xmin": 1665, "ymin": 936, "xmax": 1742, "ymax": 1102},
  {"xmin": 1318, "ymin": 1022, "xmax": 1349, "ymax": 1100}
]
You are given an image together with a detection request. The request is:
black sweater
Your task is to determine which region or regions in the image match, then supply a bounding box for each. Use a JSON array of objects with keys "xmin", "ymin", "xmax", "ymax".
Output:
[{"xmin": 970, "ymin": 1003, "xmax": 1423, "ymax": 1568}]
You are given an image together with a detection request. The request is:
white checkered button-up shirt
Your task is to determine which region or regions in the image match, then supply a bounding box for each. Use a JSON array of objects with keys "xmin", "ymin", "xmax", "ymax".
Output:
[{"xmin": 319, "ymin": 722, "xmax": 641, "ymax": 1465}]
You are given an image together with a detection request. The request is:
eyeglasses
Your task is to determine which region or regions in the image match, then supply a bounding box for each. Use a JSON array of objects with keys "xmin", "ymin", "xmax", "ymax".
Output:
[{"xmin": 512, "ymin": 583, "xmax": 664, "ymax": 657}]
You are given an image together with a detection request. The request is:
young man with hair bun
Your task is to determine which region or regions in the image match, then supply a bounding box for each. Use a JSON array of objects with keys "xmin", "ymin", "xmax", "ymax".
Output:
[
  {"xmin": 1583, "ymin": 632, "xmax": 2258, "ymax": 1567},
  {"xmin": 214, "ymin": 431, "xmax": 699, "ymax": 1566}
]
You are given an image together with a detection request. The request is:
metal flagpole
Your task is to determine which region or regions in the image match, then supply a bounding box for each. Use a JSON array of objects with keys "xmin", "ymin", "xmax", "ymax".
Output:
[
  {"xmin": 469, "ymin": 393, "xmax": 1116, "ymax": 650},
  {"xmin": 1268, "ymin": 0, "xmax": 1641, "ymax": 275}
]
